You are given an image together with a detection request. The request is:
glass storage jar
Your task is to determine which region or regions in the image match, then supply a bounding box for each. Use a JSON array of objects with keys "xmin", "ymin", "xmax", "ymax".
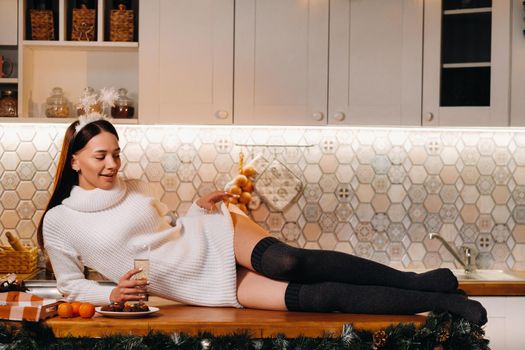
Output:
[
  {"xmin": 0, "ymin": 89, "xmax": 17, "ymax": 117},
  {"xmin": 45, "ymin": 87, "xmax": 71, "ymax": 118},
  {"xmin": 76, "ymin": 86, "xmax": 102, "ymax": 116},
  {"xmin": 111, "ymin": 88, "xmax": 135, "ymax": 118}
]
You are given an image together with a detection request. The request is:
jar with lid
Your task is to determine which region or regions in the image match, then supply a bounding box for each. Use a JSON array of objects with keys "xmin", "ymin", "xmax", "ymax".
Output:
[
  {"xmin": 0, "ymin": 89, "xmax": 17, "ymax": 117},
  {"xmin": 45, "ymin": 87, "xmax": 70, "ymax": 118},
  {"xmin": 76, "ymin": 86, "xmax": 102, "ymax": 116},
  {"xmin": 111, "ymin": 88, "xmax": 135, "ymax": 118}
]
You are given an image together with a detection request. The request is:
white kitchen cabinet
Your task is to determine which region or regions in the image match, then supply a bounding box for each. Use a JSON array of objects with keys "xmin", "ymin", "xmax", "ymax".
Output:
[
  {"xmin": 0, "ymin": 0, "xmax": 19, "ymax": 111},
  {"xmin": 422, "ymin": 0, "xmax": 511, "ymax": 127},
  {"xmin": 472, "ymin": 296, "xmax": 525, "ymax": 350},
  {"xmin": 510, "ymin": 0, "xmax": 525, "ymax": 126},
  {"xmin": 234, "ymin": 0, "xmax": 329, "ymax": 125},
  {"xmin": 0, "ymin": 0, "xmax": 18, "ymax": 45},
  {"xmin": 328, "ymin": 0, "xmax": 422, "ymax": 126},
  {"xmin": 139, "ymin": 0, "xmax": 234, "ymax": 124}
]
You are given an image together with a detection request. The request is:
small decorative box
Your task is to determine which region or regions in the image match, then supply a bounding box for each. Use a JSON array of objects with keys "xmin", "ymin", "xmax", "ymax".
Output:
[{"xmin": 0, "ymin": 292, "xmax": 59, "ymax": 321}]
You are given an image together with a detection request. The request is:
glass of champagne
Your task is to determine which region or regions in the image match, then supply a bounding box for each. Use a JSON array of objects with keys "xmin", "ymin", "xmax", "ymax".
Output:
[{"xmin": 133, "ymin": 243, "xmax": 150, "ymax": 301}]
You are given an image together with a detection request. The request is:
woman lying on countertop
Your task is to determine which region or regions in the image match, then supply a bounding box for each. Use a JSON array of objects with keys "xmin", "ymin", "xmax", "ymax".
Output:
[{"xmin": 36, "ymin": 117, "xmax": 487, "ymax": 325}]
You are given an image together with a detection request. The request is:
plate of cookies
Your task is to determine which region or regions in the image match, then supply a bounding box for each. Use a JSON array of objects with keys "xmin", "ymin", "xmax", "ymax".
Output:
[{"xmin": 95, "ymin": 302, "xmax": 159, "ymax": 318}]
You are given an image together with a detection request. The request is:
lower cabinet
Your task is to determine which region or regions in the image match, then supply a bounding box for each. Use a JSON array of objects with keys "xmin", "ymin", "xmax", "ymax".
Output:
[{"xmin": 471, "ymin": 296, "xmax": 525, "ymax": 350}]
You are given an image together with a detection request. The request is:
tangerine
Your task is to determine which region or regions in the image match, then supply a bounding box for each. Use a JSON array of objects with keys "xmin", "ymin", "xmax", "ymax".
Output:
[
  {"xmin": 239, "ymin": 191, "xmax": 252, "ymax": 204},
  {"xmin": 241, "ymin": 166, "xmax": 256, "ymax": 177},
  {"xmin": 229, "ymin": 185, "xmax": 242, "ymax": 195},
  {"xmin": 70, "ymin": 301, "xmax": 82, "ymax": 317},
  {"xmin": 242, "ymin": 180, "xmax": 254, "ymax": 193},
  {"xmin": 57, "ymin": 302, "xmax": 74, "ymax": 318},
  {"xmin": 78, "ymin": 303, "xmax": 95, "ymax": 318}
]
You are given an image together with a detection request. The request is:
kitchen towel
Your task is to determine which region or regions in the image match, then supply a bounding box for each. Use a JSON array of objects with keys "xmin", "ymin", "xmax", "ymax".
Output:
[{"xmin": 255, "ymin": 159, "xmax": 303, "ymax": 211}]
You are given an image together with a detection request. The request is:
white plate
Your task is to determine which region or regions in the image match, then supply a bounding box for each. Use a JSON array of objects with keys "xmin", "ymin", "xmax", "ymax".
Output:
[{"xmin": 95, "ymin": 306, "xmax": 160, "ymax": 318}]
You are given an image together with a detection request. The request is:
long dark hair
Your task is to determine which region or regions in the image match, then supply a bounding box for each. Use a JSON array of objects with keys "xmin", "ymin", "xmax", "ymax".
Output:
[{"xmin": 37, "ymin": 119, "xmax": 119, "ymax": 248}]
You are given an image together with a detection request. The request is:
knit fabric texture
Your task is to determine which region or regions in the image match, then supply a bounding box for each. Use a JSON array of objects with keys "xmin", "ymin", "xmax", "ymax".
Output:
[{"xmin": 43, "ymin": 177, "xmax": 242, "ymax": 308}]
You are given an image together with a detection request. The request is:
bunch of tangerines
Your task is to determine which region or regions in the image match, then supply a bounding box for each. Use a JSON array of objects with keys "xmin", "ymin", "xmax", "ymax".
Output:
[{"xmin": 57, "ymin": 301, "xmax": 95, "ymax": 318}]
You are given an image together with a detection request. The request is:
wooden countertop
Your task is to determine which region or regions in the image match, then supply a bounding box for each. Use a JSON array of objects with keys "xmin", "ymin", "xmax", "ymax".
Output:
[
  {"xmin": 45, "ymin": 297, "xmax": 426, "ymax": 338},
  {"xmin": 33, "ymin": 271, "xmax": 525, "ymax": 338}
]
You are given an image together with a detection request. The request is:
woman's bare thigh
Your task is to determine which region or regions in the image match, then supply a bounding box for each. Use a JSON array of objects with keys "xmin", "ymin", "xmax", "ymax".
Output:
[
  {"xmin": 231, "ymin": 212, "xmax": 271, "ymax": 270},
  {"xmin": 236, "ymin": 266, "xmax": 288, "ymax": 311}
]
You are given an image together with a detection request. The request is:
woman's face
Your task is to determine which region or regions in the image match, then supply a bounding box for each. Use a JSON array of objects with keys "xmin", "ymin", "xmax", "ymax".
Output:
[{"xmin": 71, "ymin": 131, "xmax": 121, "ymax": 190}]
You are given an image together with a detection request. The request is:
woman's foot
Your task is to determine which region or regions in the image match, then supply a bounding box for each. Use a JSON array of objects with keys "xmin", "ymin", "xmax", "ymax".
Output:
[
  {"xmin": 408, "ymin": 268, "xmax": 459, "ymax": 292},
  {"xmin": 440, "ymin": 295, "xmax": 488, "ymax": 325}
]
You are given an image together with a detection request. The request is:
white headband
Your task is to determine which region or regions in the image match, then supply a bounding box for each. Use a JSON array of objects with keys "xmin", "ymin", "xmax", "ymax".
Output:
[{"xmin": 74, "ymin": 113, "xmax": 106, "ymax": 136}]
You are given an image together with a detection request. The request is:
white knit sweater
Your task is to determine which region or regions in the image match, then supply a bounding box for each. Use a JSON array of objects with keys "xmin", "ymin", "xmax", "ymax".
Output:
[{"xmin": 43, "ymin": 177, "xmax": 242, "ymax": 307}]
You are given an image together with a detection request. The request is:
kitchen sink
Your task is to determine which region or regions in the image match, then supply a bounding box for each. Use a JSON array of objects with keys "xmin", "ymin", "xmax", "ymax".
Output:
[
  {"xmin": 406, "ymin": 269, "xmax": 525, "ymax": 282},
  {"xmin": 24, "ymin": 280, "xmax": 116, "ymax": 299},
  {"xmin": 449, "ymin": 269, "xmax": 525, "ymax": 282}
]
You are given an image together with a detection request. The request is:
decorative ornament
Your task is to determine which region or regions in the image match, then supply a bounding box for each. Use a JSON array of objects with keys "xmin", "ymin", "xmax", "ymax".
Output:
[
  {"xmin": 341, "ymin": 323, "xmax": 358, "ymax": 345},
  {"xmin": 252, "ymin": 339, "xmax": 264, "ymax": 350},
  {"xmin": 438, "ymin": 325, "xmax": 450, "ymax": 342},
  {"xmin": 372, "ymin": 329, "xmax": 388, "ymax": 349},
  {"xmin": 170, "ymin": 332, "xmax": 183, "ymax": 345},
  {"xmin": 200, "ymin": 338, "xmax": 212, "ymax": 350},
  {"xmin": 272, "ymin": 334, "xmax": 289, "ymax": 350},
  {"xmin": 73, "ymin": 21, "xmax": 94, "ymax": 41}
]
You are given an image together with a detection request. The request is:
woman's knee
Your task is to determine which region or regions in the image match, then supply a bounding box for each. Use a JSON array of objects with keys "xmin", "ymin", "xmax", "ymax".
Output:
[{"xmin": 258, "ymin": 243, "xmax": 304, "ymax": 279}]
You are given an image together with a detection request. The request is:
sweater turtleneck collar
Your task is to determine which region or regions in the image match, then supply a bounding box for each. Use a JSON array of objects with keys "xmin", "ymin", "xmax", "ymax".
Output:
[{"xmin": 62, "ymin": 177, "xmax": 127, "ymax": 212}]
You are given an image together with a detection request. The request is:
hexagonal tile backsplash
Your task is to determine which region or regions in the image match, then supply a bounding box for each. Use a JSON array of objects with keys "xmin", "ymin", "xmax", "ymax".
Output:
[{"xmin": 2, "ymin": 124, "xmax": 525, "ymax": 270}]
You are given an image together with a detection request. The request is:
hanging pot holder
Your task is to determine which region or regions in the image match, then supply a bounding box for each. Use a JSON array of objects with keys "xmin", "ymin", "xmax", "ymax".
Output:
[{"xmin": 255, "ymin": 159, "xmax": 303, "ymax": 211}]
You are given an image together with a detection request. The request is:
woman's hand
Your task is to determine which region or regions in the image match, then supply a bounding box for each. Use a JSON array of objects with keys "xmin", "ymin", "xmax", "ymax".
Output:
[
  {"xmin": 109, "ymin": 268, "xmax": 149, "ymax": 303},
  {"xmin": 196, "ymin": 191, "xmax": 238, "ymax": 212}
]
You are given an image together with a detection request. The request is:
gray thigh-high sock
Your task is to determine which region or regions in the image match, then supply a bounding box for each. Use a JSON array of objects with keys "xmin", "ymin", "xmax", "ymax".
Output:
[
  {"xmin": 284, "ymin": 282, "xmax": 487, "ymax": 326},
  {"xmin": 251, "ymin": 237, "xmax": 458, "ymax": 292}
]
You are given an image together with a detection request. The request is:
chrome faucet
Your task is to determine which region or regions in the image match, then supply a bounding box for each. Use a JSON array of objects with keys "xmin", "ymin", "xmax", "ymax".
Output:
[{"xmin": 428, "ymin": 233, "xmax": 475, "ymax": 273}]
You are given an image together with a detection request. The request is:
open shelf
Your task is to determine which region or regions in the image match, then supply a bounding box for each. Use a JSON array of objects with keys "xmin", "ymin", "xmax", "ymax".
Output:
[
  {"xmin": 0, "ymin": 78, "xmax": 18, "ymax": 84},
  {"xmin": 22, "ymin": 40, "xmax": 138, "ymax": 48},
  {"xmin": 2, "ymin": 116, "xmax": 138, "ymax": 123},
  {"xmin": 16, "ymin": 0, "xmax": 139, "ymax": 119}
]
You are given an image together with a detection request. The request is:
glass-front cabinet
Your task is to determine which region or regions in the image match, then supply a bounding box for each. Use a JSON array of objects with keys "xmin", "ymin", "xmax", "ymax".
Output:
[{"xmin": 422, "ymin": 0, "xmax": 511, "ymax": 126}]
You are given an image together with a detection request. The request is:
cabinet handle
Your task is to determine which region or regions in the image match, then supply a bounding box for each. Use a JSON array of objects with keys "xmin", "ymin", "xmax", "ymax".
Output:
[
  {"xmin": 333, "ymin": 112, "xmax": 346, "ymax": 122},
  {"xmin": 312, "ymin": 112, "xmax": 324, "ymax": 121},
  {"xmin": 215, "ymin": 110, "xmax": 229, "ymax": 119},
  {"xmin": 425, "ymin": 112, "xmax": 434, "ymax": 122}
]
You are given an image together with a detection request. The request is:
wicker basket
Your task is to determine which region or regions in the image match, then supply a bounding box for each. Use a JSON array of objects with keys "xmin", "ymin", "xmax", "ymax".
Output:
[
  {"xmin": 71, "ymin": 7, "xmax": 96, "ymax": 41},
  {"xmin": 0, "ymin": 246, "xmax": 39, "ymax": 274},
  {"xmin": 110, "ymin": 9, "xmax": 134, "ymax": 42},
  {"xmin": 30, "ymin": 9, "xmax": 55, "ymax": 40}
]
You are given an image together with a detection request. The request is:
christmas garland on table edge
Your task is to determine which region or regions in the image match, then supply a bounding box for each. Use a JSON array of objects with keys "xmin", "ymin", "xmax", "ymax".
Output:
[{"xmin": 0, "ymin": 311, "xmax": 489, "ymax": 350}]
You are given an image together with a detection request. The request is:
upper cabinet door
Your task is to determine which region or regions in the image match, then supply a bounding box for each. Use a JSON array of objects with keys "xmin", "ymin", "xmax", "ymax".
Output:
[
  {"xmin": 422, "ymin": 0, "xmax": 511, "ymax": 127},
  {"xmin": 0, "ymin": 0, "xmax": 18, "ymax": 45},
  {"xmin": 329, "ymin": 0, "xmax": 423, "ymax": 126},
  {"xmin": 139, "ymin": 0, "xmax": 234, "ymax": 124},
  {"xmin": 234, "ymin": 0, "xmax": 329, "ymax": 125}
]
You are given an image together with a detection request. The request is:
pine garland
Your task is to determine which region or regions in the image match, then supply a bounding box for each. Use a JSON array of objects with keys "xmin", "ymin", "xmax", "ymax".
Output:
[{"xmin": 0, "ymin": 311, "xmax": 489, "ymax": 350}]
